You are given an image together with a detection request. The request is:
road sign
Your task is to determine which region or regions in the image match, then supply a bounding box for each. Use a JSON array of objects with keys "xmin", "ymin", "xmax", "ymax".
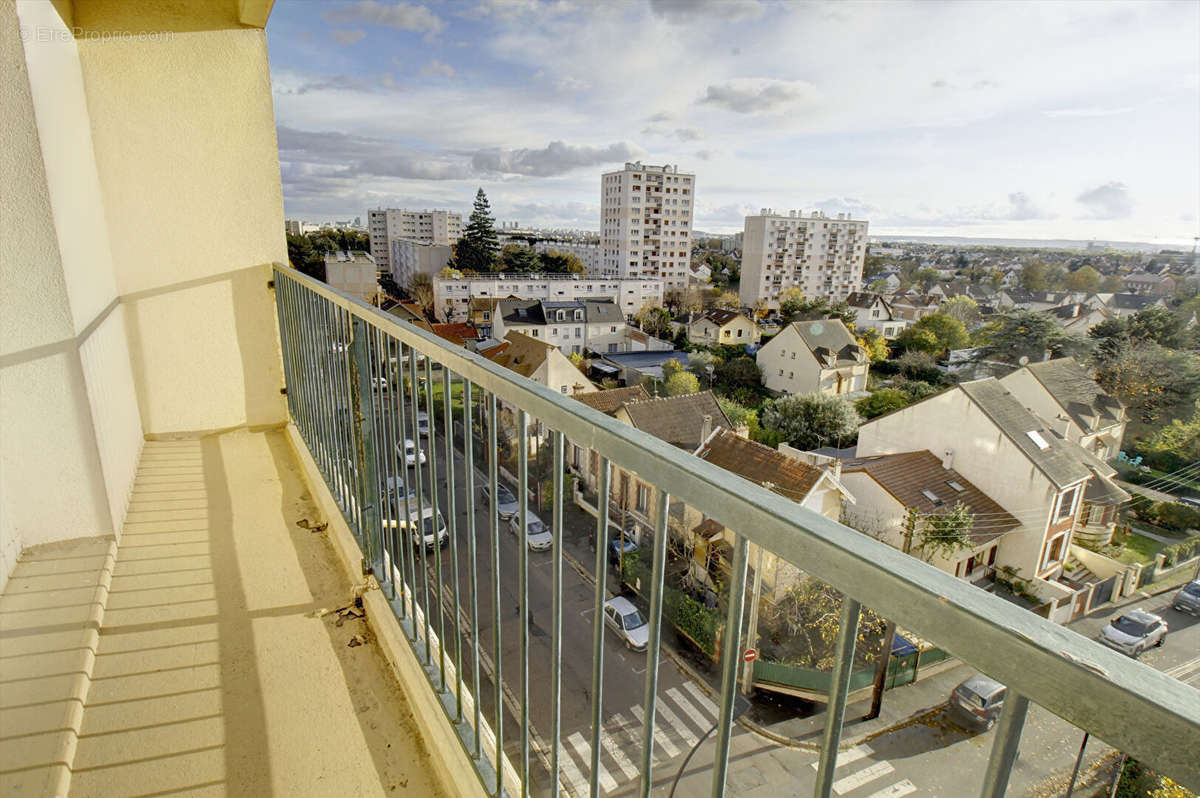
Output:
[{"xmin": 742, "ymin": 648, "xmax": 758, "ymax": 663}]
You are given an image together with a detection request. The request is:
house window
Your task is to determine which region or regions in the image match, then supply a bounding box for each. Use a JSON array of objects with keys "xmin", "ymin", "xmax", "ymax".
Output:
[
  {"xmin": 576, "ymin": 327, "xmax": 582, "ymax": 337},
  {"xmin": 636, "ymin": 483, "xmax": 649, "ymax": 514},
  {"xmin": 561, "ymin": 386, "xmax": 568, "ymax": 394},
  {"xmin": 483, "ymin": 311, "xmax": 491, "ymax": 321},
  {"xmin": 778, "ymin": 369, "xmax": 784, "ymax": 376},
  {"xmin": 531, "ymin": 330, "xmax": 539, "ymax": 337},
  {"xmin": 1054, "ymin": 485, "xmax": 1081, "ymax": 522},
  {"xmin": 737, "ymin": 329, "xmax": 743, "ymax": 338},
  {"xmin": 610, "ymin": 326, "xmax": 617, "ymax": 333}
]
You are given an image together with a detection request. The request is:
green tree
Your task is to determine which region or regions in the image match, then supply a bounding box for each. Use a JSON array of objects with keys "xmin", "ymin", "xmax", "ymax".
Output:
[
  {"xmin": 1128, "ymin": 305, "xmax": 1191, "ymax": 349},
  {"xmin": 1019, "ymin": 259, "xmax": 1049, "ymax": 291},
  {"xmin": 686, "ymin": 350, "xmax": 721, "ymax": 379},
  {"xmin": 856, "ymin": 388, "xmax": 910, "ymax": 419},
  {"xmin": 896, "ymin": 313, "xmax": 968, "ymax": 355},
  {"xmin": 856, "ymin": 329, "xmax": 890, "ymax": 362},
  {"xmin": 974, "ymin": 310, "xmax": 1092, "ymax": 365},
  {"xmin": 938, "ymin": 295, "xmax": 981, "ymax": 327},
  {"xmin": 716, "ymin": 397, "xmax": 755, "ymax": 430},
  {"xmin": 285, "ymin": 232, "xmax": 324, "ymax": 280},
  {"xmin": 497, "ymin": 243, "xmax": 539, "ymax": 273},
  {"xmin": 780, "ymin": 296, "xmax": 856, "ymax": 328},
  {"xmin": 761, "ymin": 393, "xmax": 860, "ymax": 450},
  {"xmin": 538, "ymin": 249, "xmax": 586, "ymax": 274},
  {"xmin": 1138, "ymin": 409, "xmax": 1200, "ymax": 471},
  {"xmin": 770, "ymin": 578, "xmax": 887, "ymax": 669},
  {"xmin": 664, "ymin": 370, "xmax": 700, "ymax": 396},
  {"xmin": 862, "ymin": 255, "xmax": 887, "ymax": 280},
  {"xmin": 1093, "ymin": 340, "xmax": 1200, "ymax": 426},
  {"xmin": 568, "ymin": 352, "xmax": 587, "ymax": 374},
  {"xmin": 453, "ymin": 188, "xmax": 499, "ymax": 272},
  {"xmin": 1064, "ymin": 265, "xmax": 1101, "ymax": 292},
  {"xmin": 917, "ymin": 502, "xmax": 976, "ymax": 563},
  {"xmin": 1099, "ymin": 274, "xmax": 1125, "ymax": 292},
  {"xmin": 661, "ymin": 358, "xmax": 684, "ymax": 381},
  {"xmin": 633, "ymin": 305, "xmax": 672, "ymax": 337},
  {"xmin": 714, "ymin": 355, "xmax": 763, "ymax": 402}
]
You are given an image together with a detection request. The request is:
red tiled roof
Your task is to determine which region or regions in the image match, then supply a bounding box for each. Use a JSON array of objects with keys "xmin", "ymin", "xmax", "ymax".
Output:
[{"xmin": 696, "ymin": 428, "xmax": 824, "ymax": 500}]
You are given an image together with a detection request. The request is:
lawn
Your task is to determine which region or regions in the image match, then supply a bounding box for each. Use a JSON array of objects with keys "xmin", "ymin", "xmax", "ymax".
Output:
[{"xmin": 1115, "ymin": 532, "xmax": 1164, "ymax": 566}]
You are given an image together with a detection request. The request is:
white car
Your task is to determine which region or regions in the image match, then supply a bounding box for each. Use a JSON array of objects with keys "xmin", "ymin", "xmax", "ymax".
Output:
[
  {"xmin": 398, "ymin": 438, "xmax": 425, "ymax": 467},
  {"xmin": 415, "ymin": 411, "xmax": 430, "ymax": 437},
  {"xmin": 507, "ymin": 510, "xmax": 552, "ymax": 552},
  {"xmin": 1098, "ymin": 608, "xmax": 1167, "ymax": 657},
  {"xmin": 603, "ymin": 596, "xmax": 648, "ymax": 651},
  {"xmin": 371, "ymin": 376, "xmax": 389, "ymax": 392},
  {"xmin": 385, "ymin": 505, "xmax": 447, "ymax": 550}
]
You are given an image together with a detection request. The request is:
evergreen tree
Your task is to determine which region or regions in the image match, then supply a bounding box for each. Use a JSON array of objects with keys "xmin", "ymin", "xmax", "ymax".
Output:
[{"xmin": 455, "ymin": 188, "xmax": 499, "ymax": 272}]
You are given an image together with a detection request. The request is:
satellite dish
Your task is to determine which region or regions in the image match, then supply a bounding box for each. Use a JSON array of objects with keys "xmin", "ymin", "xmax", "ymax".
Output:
[{"xmin": 1018, "ymin": 355, "xmax": 1030, "ymax": 366}]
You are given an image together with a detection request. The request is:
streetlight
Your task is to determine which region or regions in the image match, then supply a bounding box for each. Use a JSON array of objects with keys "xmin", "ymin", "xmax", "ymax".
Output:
[{"xmin": 705, "ymin": 363, "xmax": 715, "ymax": 390}]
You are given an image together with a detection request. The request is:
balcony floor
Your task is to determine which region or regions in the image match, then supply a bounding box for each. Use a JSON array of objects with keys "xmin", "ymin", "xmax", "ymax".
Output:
[{"xmin": 2, "ymin": 429, "xmax": 444, "ymax": 797}]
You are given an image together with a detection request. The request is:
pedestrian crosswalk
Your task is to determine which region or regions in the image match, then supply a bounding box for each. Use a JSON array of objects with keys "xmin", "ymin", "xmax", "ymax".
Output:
[
  {"xmin": 1164, "ymin": 654, "xmax": 1200, "ymax": 687},
  {"xmin": 816, "ymin": 743, "xmax": 917, "ymax": 798},
  {"xmin": 553, "ymin": 679, "xmax": 722, "ymax": 796}
]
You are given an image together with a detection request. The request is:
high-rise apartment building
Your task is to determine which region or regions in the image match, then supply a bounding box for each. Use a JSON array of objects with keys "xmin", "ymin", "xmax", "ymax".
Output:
[
  {"xmin": 600, "ymin": 163, "xmax": 694, "ymax": 292},
  {"xmin": 740, "ymin": 210, "xmax": 869, "ymax": 309},
  {"xmin": 367, "ymin": 208, "xmax": 462, "ymax": 272}
]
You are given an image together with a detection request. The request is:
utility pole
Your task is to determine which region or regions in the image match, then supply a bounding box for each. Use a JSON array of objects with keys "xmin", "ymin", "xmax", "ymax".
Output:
[{"xmin": 742, "ymin": 516, "xmax": 768, "ymax": 694}]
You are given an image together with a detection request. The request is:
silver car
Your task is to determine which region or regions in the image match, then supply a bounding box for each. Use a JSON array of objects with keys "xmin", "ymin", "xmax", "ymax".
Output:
[
  {"xmin": 1098, "ymin": 609, "xmax": 1168, "ymax": 657},
  {"xmin": 507, "ymin": 510, "xmax": 552, "ymax": 552},
  {"xmin": 603, "ymin": 596, "xmax": 648, "ymax": 651},
  {"xmin": 1172, "ymin": 580, "xmax": 1200, "ymax": 616},
  {"xmin": 948, "ymin": 674, "xmax": 1006, "ymax": 731},
  {"xmin": 480, "ymin": 482, "xmax": 520, "ymax": 520}
]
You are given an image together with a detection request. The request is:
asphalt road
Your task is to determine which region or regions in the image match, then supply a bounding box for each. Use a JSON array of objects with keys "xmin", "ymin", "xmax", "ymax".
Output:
[{"xmin": 384, "ymin": 404, "xmax": 713, "ymax": 797}]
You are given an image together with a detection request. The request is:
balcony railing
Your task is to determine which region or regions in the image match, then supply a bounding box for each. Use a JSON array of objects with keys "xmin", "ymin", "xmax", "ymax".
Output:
[{"xmin": 271, "ymin": 263, "xmax": 1199, "ymax": 797}]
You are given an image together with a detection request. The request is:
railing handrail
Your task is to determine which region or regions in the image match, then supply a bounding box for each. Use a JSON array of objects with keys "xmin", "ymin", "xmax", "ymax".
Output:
[{"xmin": 272, "ymin": 263, "xmax": 1200, "ymax": 789}]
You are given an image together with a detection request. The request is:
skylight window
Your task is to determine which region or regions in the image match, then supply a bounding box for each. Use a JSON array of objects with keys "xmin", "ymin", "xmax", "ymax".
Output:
[
  {"xmin": 920, "ymin": 489, "xmax": 942, "ymax": 504},
  {"xmin": 1026, "ymin": 430, "xmax": 1050, "ymax": 450},
  {"xmin": 947, "ymin": 480, "xmax": 967, "ymax": 492}
]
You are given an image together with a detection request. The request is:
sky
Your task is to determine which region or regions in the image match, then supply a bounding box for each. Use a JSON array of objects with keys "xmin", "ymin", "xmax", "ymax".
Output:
[{"xmin": 267, "ymin": 0, "xmax": 1200, "ymax": 245}]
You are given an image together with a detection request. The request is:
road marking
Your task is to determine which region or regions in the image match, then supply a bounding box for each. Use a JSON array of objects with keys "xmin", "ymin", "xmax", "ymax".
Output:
[
  {"xmin": 866, "ymin": 780, "xmax": 917, "ymax": 798},
  {"xmin": 630, "ymin": 704, "xmax": 682, "ymax": 759},
  {"xmin": 648, "ymin": 699, "xmax": 699, "ymax": 748},
  {"xmin": 1164, "ymin": 654, "xmax": 1200, "ymax": 679},
  {"xmin": 599, "ymin": 717, "xmax": 640, "ymax": 780},
  {"xmin": 568, "ymin": 732, "xmax": 617, "ymax": 793},
  {"xmin": 555, "ymin": 740, "xmax": 589, "ymax": 797},
  {"xmin": 608, "ymin": 712, "xmax": 651, "ymax": 766},
  {"xmin": 667, "ymin": 687, "xmax": 714, "ymax": 735},
  {"xmin": 810, "ymin": 744, "xmax": 873, "ymax": 770},
  {"xmin": 682, "ymin": 680, "xmax": 719, "ymax": 716},
  {"xmin": 833, "ymin": 762, "xmax": 895, "ymax": 795}
]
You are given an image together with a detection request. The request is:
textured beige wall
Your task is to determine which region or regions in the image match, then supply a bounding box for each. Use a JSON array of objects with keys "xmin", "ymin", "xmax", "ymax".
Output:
[
  {"xmin": 77, "ymin": 18, "xmax": 288, "ymax": 433},
  {"xmin": 1, "ymin": 2, "xmax": 121, "ymax": 563}
]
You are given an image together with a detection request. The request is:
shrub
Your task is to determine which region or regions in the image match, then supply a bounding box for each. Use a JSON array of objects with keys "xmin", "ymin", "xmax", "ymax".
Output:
[{"xmin": 1150, "ymin": 501, "xmax": 1200, "ymax": 532}]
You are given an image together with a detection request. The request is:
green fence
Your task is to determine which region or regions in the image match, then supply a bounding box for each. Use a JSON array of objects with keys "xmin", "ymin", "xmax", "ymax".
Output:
[{"xmin": 753, "ymin": 646, "xmax": 953, "ymax": 695}]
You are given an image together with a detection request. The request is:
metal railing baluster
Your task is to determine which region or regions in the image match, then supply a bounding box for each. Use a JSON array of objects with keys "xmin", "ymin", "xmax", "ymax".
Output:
[
  {"xmin": 424, "ymin": 357, "xmax": 446, "ymax": 690},
  {"xmin": 409, "ymin": 346, "xmax": 431, "ymax": 661},
  {"xmin": 551, "ymin": 430, "xmax": 565, "ymax": 798},
  {"xmin": 517, "ymin": 410, "xmax": 530, "ymax": 798},
  {"xmin": 711, "ymin": 536, "xmax": 749, "ymax": 797},
  {"xmin": 487, "ymin": 392, "xmax": 504, "ymax": 797},
  {"xmin": 464, "ymin": 379, "xmax": 482, "ymax": 758},
  {"xmin": 589, "ymin": 458, "xmax": 611, "ymax": 798},
  {"xmin": 814, "ymin": 596, "xmax": 863, "ymax": 798},
  {"xmin": 981, "ymin": 691, "xmax": 1030, "ymax": 798},
  {"xmin": 639, "ymin": 489, "xmax": 670, "ymax": 798},
  {"xmin": 443, "ymin": 365, "xmax": 463, "ymax": 719}
]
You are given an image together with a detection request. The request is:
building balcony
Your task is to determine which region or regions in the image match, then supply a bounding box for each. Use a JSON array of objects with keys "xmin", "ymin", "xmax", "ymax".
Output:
[{"xmin": 5, "ymin": 4, "xmax": 1198, "ymax": 797}]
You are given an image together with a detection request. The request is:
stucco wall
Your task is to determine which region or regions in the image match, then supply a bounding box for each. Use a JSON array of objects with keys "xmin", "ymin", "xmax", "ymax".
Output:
[{"xmin": 76, "ymin": 19, "xmax": 287, "ymax": 433}]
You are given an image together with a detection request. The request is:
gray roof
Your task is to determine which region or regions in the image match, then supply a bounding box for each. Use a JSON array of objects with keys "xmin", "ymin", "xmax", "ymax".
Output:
[
  {"xmin": 502, "ymin": 298, "xmax": 624, "ymax": 325},
  {"xmin": 582, "ymin": 299, "xmax": 624, "ymax": 323},
  {"xmin": 1024, "ymin": 357, "xmax": 1124, "ymax": 434},
  {"xmin": 958, "ymin": 379, "xmax": 1093, "ymax": 489},
  {"xmin": 1110, "ymin": 294, "xmax": 1159, "ymax": 311},
  {"xmin": 619, "ymin": 391, "xmax": 732, "ymax": 450},
  {"xmin": 789, "ymin": 319, "xmax": 866, "ymax": 368}
]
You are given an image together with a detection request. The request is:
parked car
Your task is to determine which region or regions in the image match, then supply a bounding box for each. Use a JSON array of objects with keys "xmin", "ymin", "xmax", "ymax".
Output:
[
  {"xmin": 603, "ymin": 596, "xmax": 648, "ymax": 651},
  {"xmin": 1176, "ymin": 496, "xmax": 1200, "ymax": 509},
  {"xmin": 416, "ymin": 411, "xmax": 430, "ymax": 437},
  {"xmin": 371, "ymin": 376, "xmax": 388, "ymax": 392},
  {"xmin": 480, "ymin": 482, "xmax": 520, "ymax": 520},
  {"xmin": 507, "ymin": 510, "xmax": 552, "ymax": 552},
  {"xmin": 1098, "ymin": 609, "xmax": 1168, "ymax": 657},
  {"xmin": 383, "ymin": 476, "xmax": 416, "ymax": 503},
  {"xmin": 1171, "ymin": 580, "xmax": 1200, "ymax": 616},
  {"xmin": 398, "ymin": 438, "xmax": 425, "ymax": 467},
  {"xmin": 608, "ymin": 535, "xmax": 639, "ymax": 567},
  {"xmin": 387, "ymin": 505, "xmax": 447, "ymax": 551},
  {"xmin": 948, "ymin": 674, "xmax": 1007, "ymax": 731}
]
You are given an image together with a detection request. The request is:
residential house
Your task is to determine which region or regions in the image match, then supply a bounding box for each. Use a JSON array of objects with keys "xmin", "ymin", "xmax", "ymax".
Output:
[
  {"xmin": 1045, "ymin": 302, "xmax": 1112, "ymax": 334},
  {"xmin": 1101, "ymin": 293, "xmax": 1166, "ymax": 319},
  {"xmin": 594, "ymin": 349, "xmax": 692, "ymax": 387},
  {"xmin": 490, "ymin": 298, "xmax": 628, "ymax": 355},
  {"xmin": 857, "ymin": 378, "xmax": 1128, "ymax": 621},
  {"xmin": 840, "ymin": 450, "xmax": 1020, "ymax": 583},
  {"xmin": 999, "ymin": 357, "xmax": 1126, "ymax": 461},
  {"xmin": 468, "ymin": 296, "xmax": 506, "ymax": 338},
  {"xmin": 572, "ymin": 391, "xmax": 733, "ymax": 541},
  {"xmin": 685, "ymin": 429, "xmax": 854, "ymax": 599},
  {"xmin": 996, "ymin": 290, "xmax": 1082, "ymax": 312},
  {"xmin": 430, "ymin": 322, "xmax": 479, "ymax": 349},
  {"xmin": 434, "ymin": 274, "xmax": 663, "ymax": 322},
  {"xmin": 685, "ymin": 308, "xmax": 761, "ymax": 347},
  {"xmin": 845, "ymin": 292, "xmax": 907, "ymax": 338},
  {"xmin": 1123, "ymin": 272, "xmax": 1176, "ymax": 297},
  {"xmin": 871, "ymin": 273, "xmax": 901, "ymax": 293},
  {"xmin": 887, "ymin": 293, "xmax": 940, "ymax": 324},
  {"xmin": 323, "ymin": 250, "xmax": 378, "ymax": 302},
  {"xmin": 756, "ymin": 319, "xmax": 869, "ymax": 396},
  {"xmin": 479, "ymin": 331, "xmax": 596, "ymax": 397}
]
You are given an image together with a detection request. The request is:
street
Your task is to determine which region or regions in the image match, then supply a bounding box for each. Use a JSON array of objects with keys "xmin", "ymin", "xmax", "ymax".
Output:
[{"xmin": 379, "ymin": 391, "xmax": 1199, "ymax": 796}]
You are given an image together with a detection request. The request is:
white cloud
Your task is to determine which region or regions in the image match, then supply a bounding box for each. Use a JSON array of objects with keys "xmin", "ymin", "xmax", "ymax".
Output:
[
  {"xmin": 419, "ymin": 59, "xmax": 456, "ymax": 78},
  {"xmin": 1043, "ymin": 106, "xmax": 1135, "ymax": 118},
  {"xmin": 697, "ymin": 78, "xmax": 822, "ymax": 114},
  {"xmin": 674, "ymin": 127, "xmax": 704, "ymax": 141},
  {"xmin": 472, "ymin": 140, "xmax": 643, "ymax": 177},
  {"xmin": 322, "ymin": 1, "xmax": 443, "ymax": 35},
  {"xmin": 330, "ymin": 29, "xmax": 367, "ymax": 45},
  {"xmin": 1077, "ymin": 182, "xmax": 1134, "ymax": 219},
  {"xmin": 648, "ymin": 0, "xmax": 765, "ymax": 22}
]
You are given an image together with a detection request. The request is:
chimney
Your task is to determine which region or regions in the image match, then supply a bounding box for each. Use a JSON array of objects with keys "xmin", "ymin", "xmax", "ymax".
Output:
[
  {"xmin": 941, "ymin": 448, "xmax": 954, "ymax": 470},
  {"xmin": 700, "ymin": 414, "xmax": 713, "ymax": 444}
]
